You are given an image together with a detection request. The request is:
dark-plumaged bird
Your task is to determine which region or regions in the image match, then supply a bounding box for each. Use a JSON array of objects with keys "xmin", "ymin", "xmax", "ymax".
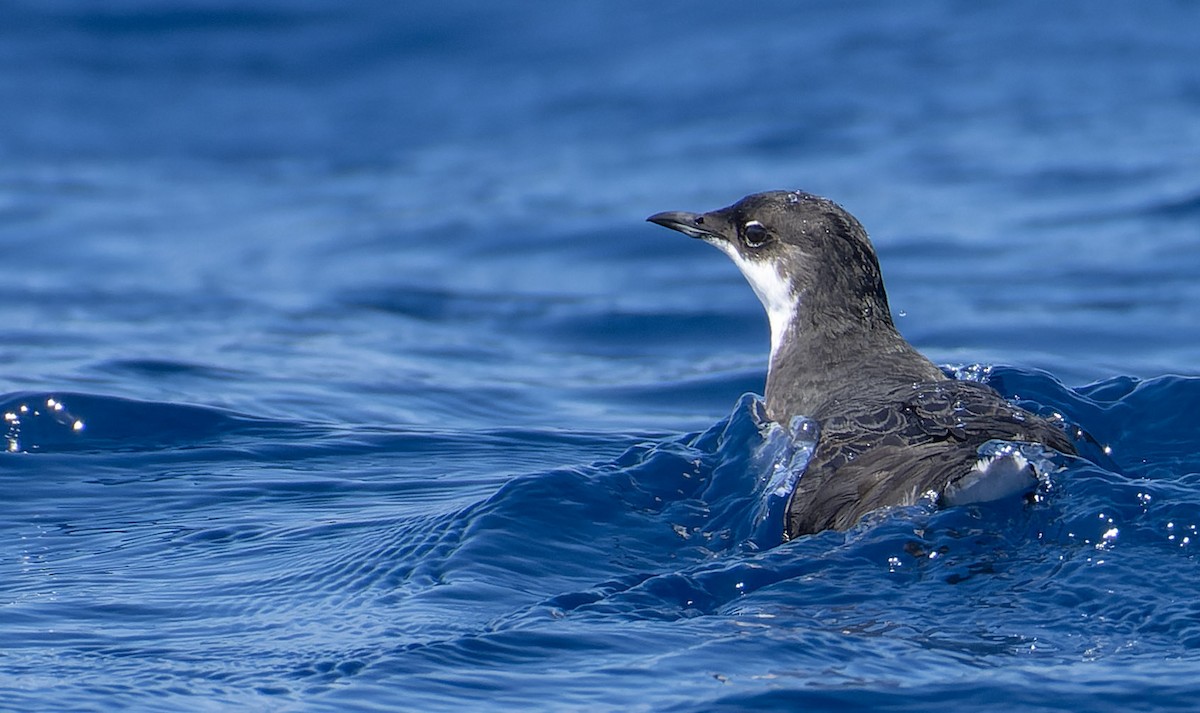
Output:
[{"xmin": 648, "ymin": 190, "xmax": 1076, "ymax": 539}]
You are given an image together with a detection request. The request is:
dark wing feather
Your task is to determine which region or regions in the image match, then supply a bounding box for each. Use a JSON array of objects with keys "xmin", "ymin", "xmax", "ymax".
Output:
[{"xmin": 784, "ymin": 380, "xmax": 1075, "ymax": 538}]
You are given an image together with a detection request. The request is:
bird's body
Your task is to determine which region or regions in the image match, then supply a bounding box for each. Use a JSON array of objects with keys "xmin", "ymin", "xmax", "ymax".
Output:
[
  {"xmin": 788, "ymin": 377, "xmax": 1073, "ymax": 535},
  {"xmin": 648, "ymin": 190, "xmax": 1075, "ymax": 539}
]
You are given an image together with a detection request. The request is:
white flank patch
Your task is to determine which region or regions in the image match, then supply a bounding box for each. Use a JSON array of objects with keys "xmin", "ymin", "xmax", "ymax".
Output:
[
  {"xmin": 943, "ymin": 450, "xmax": 1035, "ymax": 507},
  {"xmin": 706, "ymin": 239, "xmax": 796, "ymax": 362},
  {"xmin": 972, "ymin": 450, "xmax": 1030, "ymax": 475}
]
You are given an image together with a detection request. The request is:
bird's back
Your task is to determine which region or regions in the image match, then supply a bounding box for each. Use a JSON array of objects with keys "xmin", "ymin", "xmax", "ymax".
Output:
[{"xmin": 784, "ymin": 378, "xmax": 1076, "ymax": 538}]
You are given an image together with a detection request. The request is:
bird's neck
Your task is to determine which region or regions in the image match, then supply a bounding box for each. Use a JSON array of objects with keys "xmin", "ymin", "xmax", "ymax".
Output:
[{"xmin": 763, "ymin": 301, "xmax": 945, "ymax": 422}]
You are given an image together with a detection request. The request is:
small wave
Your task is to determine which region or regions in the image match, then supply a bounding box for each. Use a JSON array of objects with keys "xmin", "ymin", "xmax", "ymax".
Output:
[
  {"xmin": 0, "ymin": 391, "xmax": 305, "ymax": 454},
  {"xmin": 983, "ymin": 370, "xmax": 1200, "ymax": 475},
  {"xmin": 448, "ymin": 365, "xmax": 1199, "ymax": 627},
  {"xmin": 92, "ymin": 358, "xmax": 246, "ymax": 380}
]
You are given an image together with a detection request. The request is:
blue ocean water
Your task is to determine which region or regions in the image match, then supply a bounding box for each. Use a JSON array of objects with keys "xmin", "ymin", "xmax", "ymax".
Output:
[{"xmin": 3, "ymin": 0, "xmax": 1200, "ymax": 710}]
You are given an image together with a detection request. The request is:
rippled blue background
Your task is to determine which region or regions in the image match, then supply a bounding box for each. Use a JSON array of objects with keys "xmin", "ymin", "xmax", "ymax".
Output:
[{"xmin": 3, "ymin": 1, "xmax": 1199, "ymax": 710}]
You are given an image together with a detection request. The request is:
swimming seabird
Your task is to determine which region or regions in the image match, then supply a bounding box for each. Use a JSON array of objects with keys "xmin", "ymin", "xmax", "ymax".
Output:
[{"xmin": 648, "ymin": 190, "xmax": 1076, "ymax": 538}]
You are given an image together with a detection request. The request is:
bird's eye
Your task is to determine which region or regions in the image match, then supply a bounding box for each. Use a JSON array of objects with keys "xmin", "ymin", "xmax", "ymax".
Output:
[{"xmin": 743, "ymin": 220, "xmax": 770, "ymax": 248}]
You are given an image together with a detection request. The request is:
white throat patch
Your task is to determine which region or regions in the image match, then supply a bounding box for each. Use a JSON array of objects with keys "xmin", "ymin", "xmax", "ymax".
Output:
[{"xmin": 706, "ymin": 239, "xmax": 797, "ymax": 363}]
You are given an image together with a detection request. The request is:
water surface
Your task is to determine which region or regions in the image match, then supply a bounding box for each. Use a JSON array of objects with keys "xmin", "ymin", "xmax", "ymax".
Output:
[{"xmin": 2, "ymin": 1, "xmax": 1199, "ymax": 710}]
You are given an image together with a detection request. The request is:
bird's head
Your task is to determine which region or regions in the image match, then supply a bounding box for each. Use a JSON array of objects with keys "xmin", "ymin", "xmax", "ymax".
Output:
[{"xmin": 648, "ymin": 190, "xmax": 893, "ymax": 359}]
